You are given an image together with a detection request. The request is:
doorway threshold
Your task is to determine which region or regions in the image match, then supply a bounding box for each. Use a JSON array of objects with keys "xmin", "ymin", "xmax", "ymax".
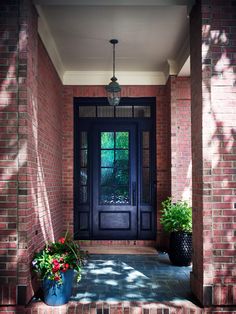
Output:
[{"xmin": 82, "ymin": 246, "xmax": 157, "ymax": 254}]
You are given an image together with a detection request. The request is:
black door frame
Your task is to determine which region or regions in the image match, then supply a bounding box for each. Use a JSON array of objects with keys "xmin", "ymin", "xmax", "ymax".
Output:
[{"xmin": 74, "ymin": 97, "xmax": 157, "ymax": 240}]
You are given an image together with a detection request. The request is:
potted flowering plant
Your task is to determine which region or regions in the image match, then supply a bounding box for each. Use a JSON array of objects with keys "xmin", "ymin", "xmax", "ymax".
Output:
[{"xmin": 32, "ymin": 233, "xmax": 87, "ymax": 306}]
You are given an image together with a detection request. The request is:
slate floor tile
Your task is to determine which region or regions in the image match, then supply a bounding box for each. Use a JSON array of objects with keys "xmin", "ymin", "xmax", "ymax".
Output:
[{"xmin": 71, "ymin": 253, "xmax": 193, "ymax": 303}]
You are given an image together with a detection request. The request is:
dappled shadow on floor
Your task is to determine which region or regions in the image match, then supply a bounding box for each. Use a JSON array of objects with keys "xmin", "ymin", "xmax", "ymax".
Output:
[{"xmin": 71, "ymin": 253, "xmax": 194, "ymax": 303}]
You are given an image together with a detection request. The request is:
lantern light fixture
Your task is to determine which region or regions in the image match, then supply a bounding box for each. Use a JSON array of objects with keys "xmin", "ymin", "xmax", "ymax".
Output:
[{"xmin": 105, "ymin": 39, "xmax": 121, "ymax": 106}]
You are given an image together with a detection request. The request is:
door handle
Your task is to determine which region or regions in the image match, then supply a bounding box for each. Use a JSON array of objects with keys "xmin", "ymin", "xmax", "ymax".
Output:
[{"xmin": 132, "ymin": 182, "xmax": 136, "ymax": 206}]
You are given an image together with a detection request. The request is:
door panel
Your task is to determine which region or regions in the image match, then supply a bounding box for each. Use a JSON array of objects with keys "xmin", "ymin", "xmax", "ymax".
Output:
[{"xmin": 92, "ymin": 124, "xmax": 137, "ymax": 239}]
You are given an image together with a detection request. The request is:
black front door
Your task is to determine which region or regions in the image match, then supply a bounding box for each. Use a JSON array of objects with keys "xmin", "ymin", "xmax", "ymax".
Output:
[
  {"xmin": 74, "ymin": 97, "xmax": 156, "ymax": 240},
  {"xmin": 92, "ymin": 124, "xmax": 137, "ymax": 239}
]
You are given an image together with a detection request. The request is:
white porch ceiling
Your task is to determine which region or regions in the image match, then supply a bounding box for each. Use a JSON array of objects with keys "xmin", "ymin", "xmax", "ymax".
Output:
[{"xmin": 34, "ymin": 0, "xmax": 193, "ymax": 85}]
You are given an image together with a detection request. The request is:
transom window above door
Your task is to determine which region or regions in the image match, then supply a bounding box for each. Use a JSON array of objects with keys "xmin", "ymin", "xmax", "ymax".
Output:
[{"xmin": 78, "ymin": 105, "xmax": 151, "ymax": 118}]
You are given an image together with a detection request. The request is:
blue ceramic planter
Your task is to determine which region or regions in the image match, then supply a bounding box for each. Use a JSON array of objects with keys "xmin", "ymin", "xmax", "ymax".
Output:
[{"xmin": 43, "ymin": 269, "xmax": 74, "ymax": 306}]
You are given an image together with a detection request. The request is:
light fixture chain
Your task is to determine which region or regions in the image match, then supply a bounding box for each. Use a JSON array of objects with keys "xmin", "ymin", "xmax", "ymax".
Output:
[{"xmin": 113, "ymin": 42, "xmax": 115, "ymax": 78}]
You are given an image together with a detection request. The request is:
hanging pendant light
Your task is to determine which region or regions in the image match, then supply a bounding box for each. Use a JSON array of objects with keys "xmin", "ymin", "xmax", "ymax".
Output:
[{"xmin": 105, "ymin": 39, "xmax": 121, "ymax": 106}]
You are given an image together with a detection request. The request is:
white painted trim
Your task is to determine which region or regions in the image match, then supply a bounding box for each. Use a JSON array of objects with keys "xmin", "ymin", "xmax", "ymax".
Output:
[
  {"xmin": 36, "ymin": 5, "xmax": 64, "ymax": 82},
  {"xmin": 175, "ymin": 31, "xmax": 190, "ymax": 74},
  {"xmin": 168, "ymin": 59, "xmax": 178, "ymax": 75},
  {"xmin": 63, "ymin": 71, "xmax": 167, "ymax": 85}
]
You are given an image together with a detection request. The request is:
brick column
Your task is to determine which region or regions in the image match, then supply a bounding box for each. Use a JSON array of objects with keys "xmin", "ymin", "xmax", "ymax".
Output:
[
  {"xmin": 190, "ymin": 0, "xmax": 236, "ymax": 306},
  {"xmin": 169, "ymin": 76, "xmax": 192, "ymax": 203}
]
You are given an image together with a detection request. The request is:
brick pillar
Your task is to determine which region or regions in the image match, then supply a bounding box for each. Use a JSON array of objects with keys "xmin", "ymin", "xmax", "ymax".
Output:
[
  {"xmin": 0, "ymin": 1, "xmax": 19, "ymax": 305},
  {"xmin": 190, "ymin": 0, "xmax": 236, "ymax": 306},
  {"xmin": 170, "ymin": 76, "xmax": 192, "ymax": 203},
  {"xmin": 0, "ymin": 0, "xmax": 37, "ymax": 305}
]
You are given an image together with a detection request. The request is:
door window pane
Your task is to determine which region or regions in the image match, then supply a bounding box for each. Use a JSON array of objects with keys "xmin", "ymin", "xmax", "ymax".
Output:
[
  {"xmin": 142, "ymin": 167, "xmax": 150, "ymax": 203},
  {"xmin": 143, "ymin": 149, "xmax": 149, "ymax": 168},
  {"xmin": 116, "ymin": 106, "xmax": 132, "ymax": 117},
  {"xmin": 142, "ymin": 132, "xmax": 149, "ymax": 149},
  {"xmin": 115, "ymin": 187, "xmax": 129, "ymax": 204},
  {"xmin": 80, "ymin": 132, "xmax": 88, "ymax": 148},
  {"xmin": 98, "ymin": 106, "xmax": 114, "ymax": 117},
  {"xmin": 134, "ymin": 106, "xmax": 151, "ymax": 117},
  {"xmin": 80, "ymin": 150, "xmax": 87, "ymax": 167},
  {"xmin": 100, "ymin": 187, "xmax": 115, "ymax": 204},
  {"xmin": 101, "ymin": 168, "xmax": 114, "ymax": 185},
  {"xmin": 101, "ymin": 150, "xmax": 114, "ymax": 167},
  {"xmin": 141, "ymin": 131, "xmax": 151, "ymax": 204},
  {"xmin": 101, "ymin": 132, "xmax": 114, "ymax": 149},
  {"xmin": 99, "ymin": 131, "xmax": 130, "ymax": 205},
  {"xmin": 80, "ymin": 168, "xmax": 87, "ymax": 185},
  {"xmin": 115, "ymin": 169, "xmax": 129, "ymax": 185},
  {"xmin": 116, "ymin": 132, "xmax": 129, "ymax": 148},
  {"xmin": 79, "ymin": 106, "xmax": 96, "ymax": 117},
  {"xmin": 79, "ymin": 132, "xmax": 88, "ymax": 204},
  {"xmin": 115, "ymin": 150, "xmax": 129, "ymax": 168},
  {"xmin": 79, "ymin": 186, "xmax": 88, "ymax": 203}
]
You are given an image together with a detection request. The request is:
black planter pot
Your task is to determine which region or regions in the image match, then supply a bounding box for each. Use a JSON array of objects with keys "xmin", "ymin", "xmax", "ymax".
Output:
[{"xmin": 168, "ymin": 231, "xmax": 192, "ymax": 266}]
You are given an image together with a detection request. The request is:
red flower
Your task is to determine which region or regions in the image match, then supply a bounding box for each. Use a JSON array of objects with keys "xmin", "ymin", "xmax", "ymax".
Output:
[
  {"xmin": 61, "ymin": 263, "xmax": 69, "ymax": 272},
  {"xmin": 54, "ymin": 276, "xmax": 60, "ymax": 281},
  {"xmin": 53, "ymin": 259, "xmax": 59, "ymax": 265},
  {"xmin": 58, "ymin": 238, "xmax": 65, "ymax": 244},
  {"xmin": 52, "ymin": 263, "xmax": 60, "ymax": 273}
]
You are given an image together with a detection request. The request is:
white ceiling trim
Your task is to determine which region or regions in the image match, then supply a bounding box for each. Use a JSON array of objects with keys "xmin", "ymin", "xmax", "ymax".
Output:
[
  {"xmin": 175, "ymin": 31, "xmax": 190, "ymax": 74},
  {"xmin": 63, "ymin": 71, "xmax": 167, "ymax": 85},
  {"xmin": 36, "ymin": 5, "xmax": 64, "ymax": 81}
]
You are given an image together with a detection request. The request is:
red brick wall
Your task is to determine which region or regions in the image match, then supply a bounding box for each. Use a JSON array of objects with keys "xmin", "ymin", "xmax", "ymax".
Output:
[
  {"xmin": 190, "ymin": 0, "xmax": 236, "ymax": 306},
  {"xmin": 0, "ymin": 0, "xmax": 63, "ymax": 305},
  {"xmin": 170, "ymin": 76, "xmax": 192, "ymax": 203},
  {"xmin": 0, "ymin": 0, "xmax": 25, "ymax": 305},
  {"xmin": 62, "ymin": 86, "xmax": 171, "ymax": 248}
]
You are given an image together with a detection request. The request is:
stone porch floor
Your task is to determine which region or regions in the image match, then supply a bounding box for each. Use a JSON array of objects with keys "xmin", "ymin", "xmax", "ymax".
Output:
[
  {"xmin": 71, "ymin": 253, "xmax": 194, "ymax": 303},
  {"xmin": 14, "ymin": 252, "xmax": 236, "ymax": 313}
]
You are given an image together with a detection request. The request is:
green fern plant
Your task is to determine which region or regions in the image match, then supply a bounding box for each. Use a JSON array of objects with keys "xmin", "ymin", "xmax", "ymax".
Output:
[{"xmin": 160, "ymin": 198, "xmax": 192, "ymax": 233}]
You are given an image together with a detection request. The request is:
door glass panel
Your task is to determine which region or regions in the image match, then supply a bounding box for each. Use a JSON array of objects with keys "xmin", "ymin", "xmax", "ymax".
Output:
[
  {"xmin": 80, "ymin": 168, "xmax": 87, "ymax": 185},
  {"xmin": 142, "ymin": 131, "xmax": 151, "ymax": 204},
  {"xmin": 79, "ymin": 106, "xmax": 96, "ymax": 117},
  {"xmin": 81, "ymin": 132, "xmax": 88, "ymax": 148},
  {"xmin": 98, "ymin": 106, "xmax": 114, "ymax": 117},
  {"xmin": 115, "ymin": 150, "xmax": 129, "ymax": 168},
  {"xmin": 134, "ymin": 106, "xmax": 151, "ymax": 117},
  {"xmin": 101, "ymin": 150, "xmax": 114, "ymax": 167},
  {"xmin": 115, "ymin": 169, "xmax": 129, "ymax": 185},
  {"xmin": 143, "ymin": 149, "xmax": 149, "ymax": 167},
  {"xmin": 115, "ymin": 187, "xmax": 129, "ymax": 204},
  {"xmin": 116, "ymin": 132, "xmax": 129, "ymax": 148},
  {"xmin": 142, "ymin": 131, "xmax": 149, "ymax": 149},
  {"xmin": 101, "ymin": 132, "xmax": 114, "ymax": 149},
  {"xmin": 101, "ymin": 168, "xmax": 114, "ymax": 185},
  {"xmin": 100, "ymin": 187, "xmax": 115, "ymax": 204},
  {"xmin": 79, "ymin": 132, "xmax": 88, "ymax": 204},
  {"xmin": 142, "ymin": 167, "xmax": 150, "ymax": 203},
  {"xmin": 100, "ymin": 131, "xmax": 130, "ymax": 205},
  {"xmin": 79, "ymin": 186, "xmax": 87, "ymax": 203},
  {"xmin": 115, "ymin": 106, "xmax": 132, "ymax": 117},
  {"xmin": 80, "ymin": 150, "xmax": 87, "ymax": 167}
]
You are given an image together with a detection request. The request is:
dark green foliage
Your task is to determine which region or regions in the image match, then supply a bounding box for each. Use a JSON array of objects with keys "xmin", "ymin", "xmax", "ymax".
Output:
[{"xmin": 160, "ymin": 198, "xmax": 192, "ymax": 233}]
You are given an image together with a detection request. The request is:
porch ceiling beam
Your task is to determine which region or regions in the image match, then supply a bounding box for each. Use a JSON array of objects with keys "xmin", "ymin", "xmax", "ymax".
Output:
[{"xmin": 33, "ymin": 0, "xmax": 194, "ymax": 7}]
